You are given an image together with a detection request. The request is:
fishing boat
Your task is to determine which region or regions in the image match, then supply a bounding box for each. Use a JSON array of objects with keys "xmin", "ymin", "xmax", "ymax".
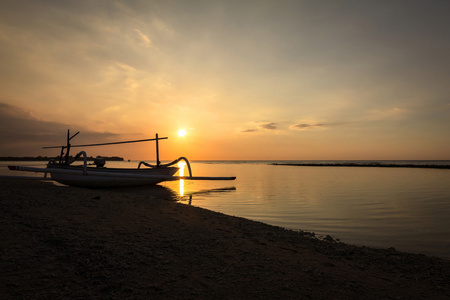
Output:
[{"xmin": 8, "ymin": 130, "xmax": 236, "ymax": 188}]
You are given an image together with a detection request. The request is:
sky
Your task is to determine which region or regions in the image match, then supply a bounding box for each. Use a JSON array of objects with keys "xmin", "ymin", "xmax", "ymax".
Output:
[{"xmin": 1, "ymin": 0, "xmax": 449, "ymax": 160}]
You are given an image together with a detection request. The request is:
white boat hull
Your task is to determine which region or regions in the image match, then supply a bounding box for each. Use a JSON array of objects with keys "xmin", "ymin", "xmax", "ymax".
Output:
[{"xmin": 46, "ymin": 165, "xmax": 179, "ymax": 188}]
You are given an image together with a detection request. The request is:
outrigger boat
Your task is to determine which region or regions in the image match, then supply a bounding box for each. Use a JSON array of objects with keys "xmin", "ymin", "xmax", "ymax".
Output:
[{"xmin": 8, "ymin": 130, "xmax": 236, "ymax": 188}]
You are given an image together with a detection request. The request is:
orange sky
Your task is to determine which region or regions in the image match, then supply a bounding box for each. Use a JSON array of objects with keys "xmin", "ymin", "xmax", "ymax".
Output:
[{"xmin": 1, "ymin": 1, "xmax": 449, "ymax": 160}]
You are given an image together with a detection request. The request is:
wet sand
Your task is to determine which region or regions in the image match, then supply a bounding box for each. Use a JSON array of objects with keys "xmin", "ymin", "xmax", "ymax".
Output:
[{"xmin": 1, "ymin": 179, "xmax": 449, "ymax": 299}]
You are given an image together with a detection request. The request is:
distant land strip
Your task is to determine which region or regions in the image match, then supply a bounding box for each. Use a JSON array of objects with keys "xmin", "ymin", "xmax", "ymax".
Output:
[
  {"xmin": 0, "ymin": 156, "xmax": 124, "ymax": 161},
  {"xmin": 271, "ymin": 163, "xmax": 450, "ymax": 169}
]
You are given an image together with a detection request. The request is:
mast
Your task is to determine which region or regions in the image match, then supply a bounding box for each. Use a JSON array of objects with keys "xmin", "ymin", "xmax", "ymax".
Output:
[
  {"xmin": 156, "ymin": 133, "xmax": 160, "ymax": 167},
  {"xmin": 59, "ymin": 129, "xmax": 79, "ymax": 165}
]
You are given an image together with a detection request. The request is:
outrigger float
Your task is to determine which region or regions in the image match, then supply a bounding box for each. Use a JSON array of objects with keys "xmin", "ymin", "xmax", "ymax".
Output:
[{"xmin": 8, "ymin": 130, "xmax": 236, "ymax": 188}]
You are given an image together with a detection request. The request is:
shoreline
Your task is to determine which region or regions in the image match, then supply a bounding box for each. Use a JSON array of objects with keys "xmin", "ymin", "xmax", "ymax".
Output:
[{"xmin": 1, "ymin": 179, "xmax": 449, "ymax": 299}]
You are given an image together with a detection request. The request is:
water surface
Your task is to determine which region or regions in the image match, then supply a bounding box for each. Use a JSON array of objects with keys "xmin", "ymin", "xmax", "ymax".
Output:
[{"xmin": 163, "ymin": 161, "xmax": 450, "ymax": 259}]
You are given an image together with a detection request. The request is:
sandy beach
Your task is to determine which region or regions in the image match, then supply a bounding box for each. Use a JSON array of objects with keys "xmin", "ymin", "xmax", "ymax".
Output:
[{"xmin": 1, "ymin": 179, "xmax": 449, "ymax": 299}]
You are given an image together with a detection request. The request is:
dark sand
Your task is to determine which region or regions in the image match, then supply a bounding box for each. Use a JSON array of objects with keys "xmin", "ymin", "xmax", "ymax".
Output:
[{"xmin": 1, "ymin": 179, "xmax": 449, "ymax": 299}]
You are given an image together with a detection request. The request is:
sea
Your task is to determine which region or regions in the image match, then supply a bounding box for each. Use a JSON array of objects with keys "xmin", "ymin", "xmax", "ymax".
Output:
[{"xmin": 2, "ymin": 160, "xmax": 450, "ymax": 259}]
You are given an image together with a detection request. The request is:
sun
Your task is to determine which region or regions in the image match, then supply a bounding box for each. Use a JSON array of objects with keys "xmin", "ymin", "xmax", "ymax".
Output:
[{"xmin": 177, "ymin": 129, "xmax": 187, "ymax": 137}]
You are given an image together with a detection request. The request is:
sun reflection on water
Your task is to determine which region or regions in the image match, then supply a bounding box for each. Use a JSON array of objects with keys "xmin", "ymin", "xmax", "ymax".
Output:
[{"xmin": 178, "ymin": 161, "xmax": 186, "ymax": 197}]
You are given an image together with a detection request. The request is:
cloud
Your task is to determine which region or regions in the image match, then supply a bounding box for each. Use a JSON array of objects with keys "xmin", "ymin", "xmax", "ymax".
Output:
[
  {"xmin": 241, "ymin": 122, "xmax": 277, "ymax": 133},
  {"xmin": 258, "ymin": 122, "xmax": 277, "ymax": 130},
  {"xmin": 290, "ymin": 121, "xmax": 352, "ymax": 131},
  {"xmin": 0, "ymin": 102, "xmax": 121, "ymax": 155},
  {"xmin": 290, "ymin": 123, "xmax": 325, "ymax": 130},
  {"xmin": 366, "ymin": 107, "xmax": 409, "ymax": 121},
  {"xmin": 0, "ymin": 102, "xmax": 66, "ymax": 143},
  {"xmin": 134, "ymin": 29, "xmax": 151, "ymax": 47}
]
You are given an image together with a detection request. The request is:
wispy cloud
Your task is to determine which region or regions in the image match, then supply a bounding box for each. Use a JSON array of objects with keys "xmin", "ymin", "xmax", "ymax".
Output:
[
  {"xmin": 241, "ymin": 122, "xmax": 277, "ymax": 133},
  {"xmin": 290, "ymin": 123, "xmax": 325, "ymax": 130},
  {"xmin": 289, "ymin": 121, "xmax": 350, "ymax": 131},
  {"xmin": 134, "ymin": 29, "xmax": 151, "ymax": 47},
  {"xmin": 366, "ymin": 107, "xmax": 409, "ymax": 121}
]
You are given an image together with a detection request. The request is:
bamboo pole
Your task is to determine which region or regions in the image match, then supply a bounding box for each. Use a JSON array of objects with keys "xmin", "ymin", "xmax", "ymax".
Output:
[{"xmin": 43, "ymin": 136, "xmax": 168, "ymax": 149}]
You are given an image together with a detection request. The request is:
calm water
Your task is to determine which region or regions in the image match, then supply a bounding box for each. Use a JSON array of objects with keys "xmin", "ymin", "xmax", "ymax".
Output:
[
  {"xmin": 2, "ymin": 160, "xmax": 450, "ymax": 258},
  {"xmin": 164, "ymin": 161, "xmax": 450, "ymax": 259}
]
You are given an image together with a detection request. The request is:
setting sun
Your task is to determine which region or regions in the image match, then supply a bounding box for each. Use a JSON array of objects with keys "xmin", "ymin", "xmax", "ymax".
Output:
[{"xmin": 178, "ymin": 129, "xmax": 187, "ymax": 137}]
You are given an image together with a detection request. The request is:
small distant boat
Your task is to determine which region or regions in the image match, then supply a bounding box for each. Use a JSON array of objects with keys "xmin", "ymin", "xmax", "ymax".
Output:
[{"xmin": 8, "ymin": 130, "xmax": 236, "ymax": 188}]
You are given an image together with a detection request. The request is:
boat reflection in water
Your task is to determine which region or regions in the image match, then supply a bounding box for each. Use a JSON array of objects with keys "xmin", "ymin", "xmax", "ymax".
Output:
[{"xmin": 174, "ymin": 162, "xmax": 236, "ymax": 200}]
